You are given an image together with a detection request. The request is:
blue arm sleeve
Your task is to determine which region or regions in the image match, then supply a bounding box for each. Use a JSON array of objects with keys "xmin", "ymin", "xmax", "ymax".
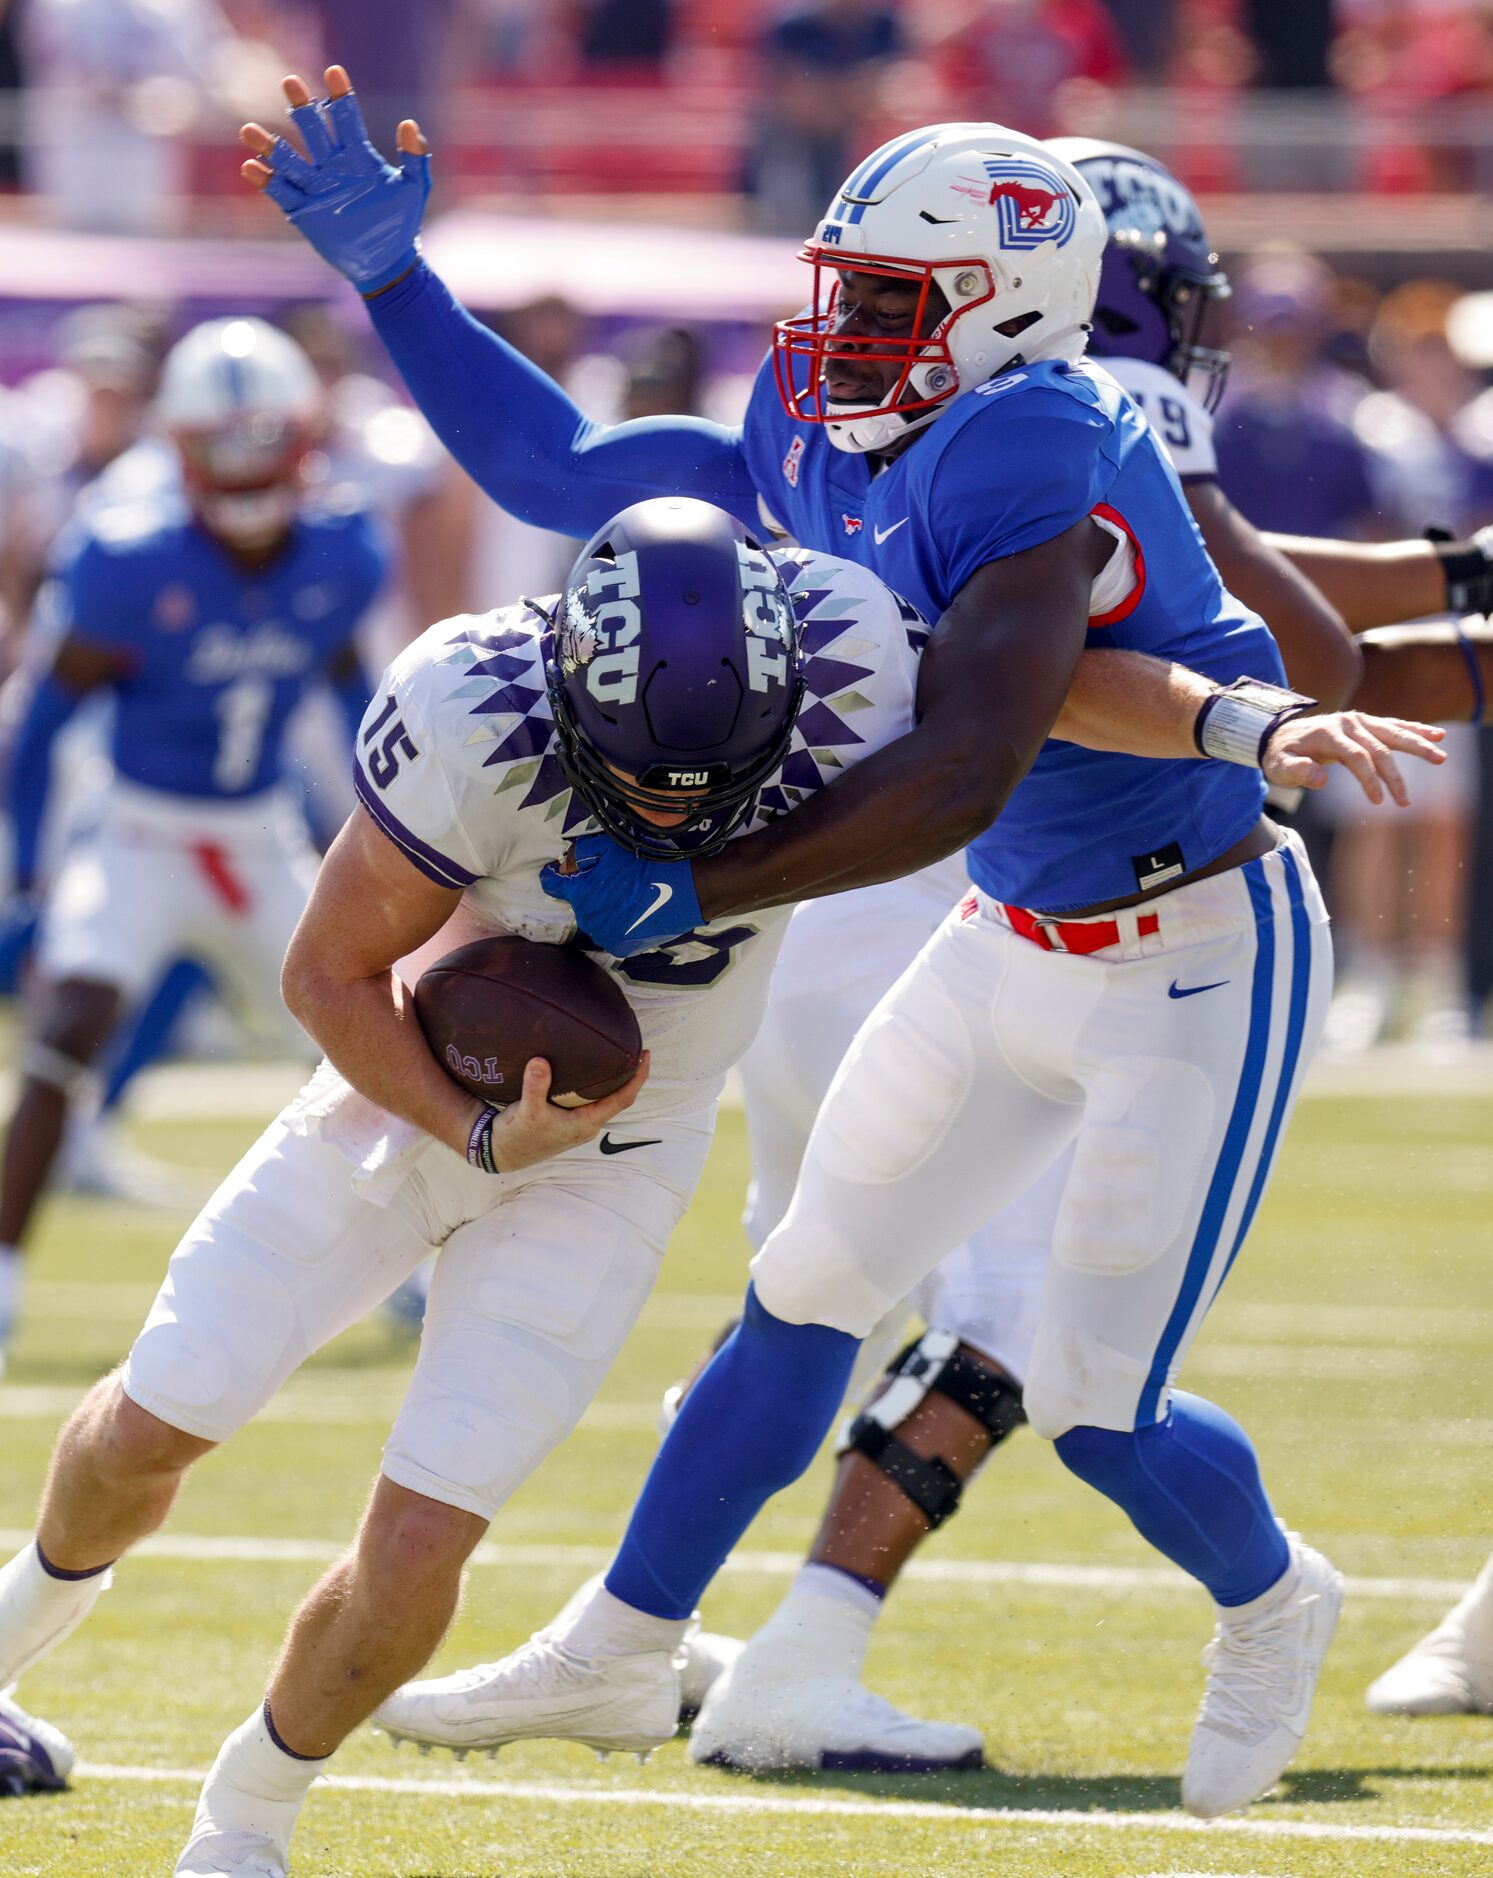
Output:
[
  {"xmin": 365, "ymin": 263, "xmax": 760, "ymax": 535},
  {"xmin": 7, "ymin": 674, "xmax": 83, "ymax": 888}
]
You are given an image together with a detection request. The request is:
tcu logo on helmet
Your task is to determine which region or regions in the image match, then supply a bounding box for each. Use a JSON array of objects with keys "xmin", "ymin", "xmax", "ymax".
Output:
[
  {"xmin": 561, "ymin": 548, "xmax": 642, "ymax": 705},
  {"xmin": 978, "ymin": 159, "xmax": 1076, "ymax": 251},
  {"xmin": 736, "ymin": 541, "xmax": 794, "ymax": 693}
]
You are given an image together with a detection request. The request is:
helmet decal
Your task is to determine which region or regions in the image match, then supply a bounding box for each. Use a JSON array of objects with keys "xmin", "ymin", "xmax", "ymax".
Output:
[
  {"xmin": 545, "ymin": 499, "xmax": 806, "ymax": 860},
  {"xmin": 978, "ymin": 160, "xmax": 1076, "ymax": 250}
]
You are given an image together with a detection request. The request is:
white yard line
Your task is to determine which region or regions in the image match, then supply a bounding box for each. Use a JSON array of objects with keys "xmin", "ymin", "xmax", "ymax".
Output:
[
  {"xmin": 0, "ymin": 1528, "xmax": 1466, "ymax": 1603},
  {"xmin": 72, "ymin": 1760, "xmax": 1493, "ymax": 1849}
]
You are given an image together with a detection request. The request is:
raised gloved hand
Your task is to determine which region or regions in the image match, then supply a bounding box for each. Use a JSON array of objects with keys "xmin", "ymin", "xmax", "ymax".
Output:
[
  {"xmin": 541, "ymin": 836, "xmax": 704, "ymax": 958},
  {"xmin": 239, "ymin": 66, "xmax": 430, "ymax": 295}
]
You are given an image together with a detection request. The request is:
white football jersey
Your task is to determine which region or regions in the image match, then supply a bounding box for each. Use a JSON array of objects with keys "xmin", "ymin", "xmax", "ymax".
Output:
[
  {"xmin": 352, "ymin": 546, "xmax": 926, "ymax": 1129},
  {"xmin": 1096, "ymin": 356, "xmax": 1217, "ymax": 483}
]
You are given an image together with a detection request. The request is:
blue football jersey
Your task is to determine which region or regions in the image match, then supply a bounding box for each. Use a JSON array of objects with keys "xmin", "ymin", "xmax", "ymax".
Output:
[
  {"xmin": 741, "ymin": 355, "xmax": 1285, "ymax": 912},
  {"xmin": 56, "ymin": 496, "xmax": 389, "ymax": 801}
]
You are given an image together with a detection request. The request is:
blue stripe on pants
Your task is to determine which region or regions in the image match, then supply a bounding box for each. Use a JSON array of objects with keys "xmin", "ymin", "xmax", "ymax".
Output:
[
  {"xmin": 1212, "ymin": 844, "xmax": 1315, "ymax": 1300},
  {"xmin": 1135, "ymin": 857, "xmax": 1280, "ymax": 1426}
]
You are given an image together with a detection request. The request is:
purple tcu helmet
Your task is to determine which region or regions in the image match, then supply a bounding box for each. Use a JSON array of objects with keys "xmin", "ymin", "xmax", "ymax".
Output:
[
  {"xmin": 546, "ymin": 497, "xmax": 805, "ymax": 859},
  {"xmin": 1048, "ymin": 137, "xmax": 1231, "ymax": 412}
]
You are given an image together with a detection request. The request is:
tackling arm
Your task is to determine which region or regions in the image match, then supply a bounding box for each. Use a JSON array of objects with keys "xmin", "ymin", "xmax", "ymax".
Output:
[
  {"xmin": 692, "ymin": 520, "xmax": 1099, "ymax": 919},
  {"xmin": 282, "ymin": 810, "xmax": 646, "ymax": 1168},
  {"xmin": 241, "ymin": 68, "xmax": 759, "ymax": 539},
  {"xmin": 1265, "ymin": 533, "xmax": 1448, "ymax": 634}
]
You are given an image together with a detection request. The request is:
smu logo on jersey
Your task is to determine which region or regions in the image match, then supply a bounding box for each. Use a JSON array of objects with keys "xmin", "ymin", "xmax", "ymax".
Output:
[
  {"xmin": 980, "ymin": 160, "xmax": 1076, "ymax": 251},
  {"xmin": 842, "ymin": 513, "xmax": 863, "ymax": 536},
  {"xmin": 782, "ymin": 435, "xmax": 805, "ymax": 488}
]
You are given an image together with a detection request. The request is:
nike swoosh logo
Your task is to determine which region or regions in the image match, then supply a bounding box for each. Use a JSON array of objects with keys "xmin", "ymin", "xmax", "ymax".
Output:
[
  {"xmin": 624, "ymin": 881, "xmax": 673, "ymax": 937},
  {"xmin": 1168, "ymin": 979, "xmax": 1230, "ymax": 999},
  {"xmin": 873, "ymin": 517, "xmax": 909, "ymax": 546},
  {"xmin": 600, "ymin": 1134, "xmax": 662, "ymax": 1156}
]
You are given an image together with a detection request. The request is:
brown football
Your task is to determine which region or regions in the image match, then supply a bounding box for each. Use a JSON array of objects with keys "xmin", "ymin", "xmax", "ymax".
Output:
[{"xmin": 414, "ymin": 935, "xmax": 643, "ymax": 1108}]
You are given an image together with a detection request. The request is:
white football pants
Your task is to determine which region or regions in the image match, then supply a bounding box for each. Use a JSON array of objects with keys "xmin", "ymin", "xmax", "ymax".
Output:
[
  {"xmin": 739, "ymin": 858, "xmax": 1053, "ymax": 1385},
  {"xmin": 751, "ymin": 833, "xmax": 1331, "ymax": 1440},
  {"xmin": 122, "ymin": 1098, "xmax": 708, "ymax": 1519}
]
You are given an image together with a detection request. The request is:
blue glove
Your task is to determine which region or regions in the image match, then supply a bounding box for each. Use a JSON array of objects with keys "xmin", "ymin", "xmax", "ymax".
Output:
[
  {"xmin": 261, "ymin": 89, "xmax": 430, "ymax": 294},
  {"xmin": 541, "ymin": 836, "xmax": 703, "ymax": 957}
]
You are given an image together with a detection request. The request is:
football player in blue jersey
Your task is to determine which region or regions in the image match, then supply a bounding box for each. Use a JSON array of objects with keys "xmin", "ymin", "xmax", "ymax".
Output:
[
  {"xmin": 0, "ymin": 316, "xmax": 389, "ymax": 1380},
  {"xmin": 239, "ymin": 76, "xmax": 1455, "ymax": 1815}
]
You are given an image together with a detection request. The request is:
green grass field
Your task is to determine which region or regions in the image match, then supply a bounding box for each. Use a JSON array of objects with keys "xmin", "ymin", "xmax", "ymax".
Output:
[{"xmin": 1, "ymin": 1087, "xmax": 1491, "ymax": 1876}]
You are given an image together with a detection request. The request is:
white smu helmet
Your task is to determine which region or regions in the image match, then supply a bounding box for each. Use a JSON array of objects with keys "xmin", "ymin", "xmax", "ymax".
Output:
[
  {"xmin": 156, "ymin": 317, "xmax": 322, "ymax": 548},
  {"xmin": 773, "ymin": 123, "xmax": 1107, "ymax": 453}
]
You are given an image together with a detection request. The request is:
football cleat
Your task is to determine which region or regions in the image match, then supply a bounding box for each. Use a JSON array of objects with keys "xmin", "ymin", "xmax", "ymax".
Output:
[
  {"xmin": 374, "ymin": 1631, "xmax": 681, "ymax": 1759},
  {"xmin": 174, "ymin": 1829, "xmax": 287, "ymax": 1878},
  {"xmin": 1365, "ymin": 1562, "xmax": 1493, "ymax": 1715},
  {"xmin": 678, "ymin": 1624, "xmax": 745, "ymax": 1725},
  {"xmin": 0, "ymin": 1686, "xmax": 74, "ymax": 1795},
  {"xmin": 1182, "ymin": 1537, "xmax": 1343, "ymax": 1818},
  {"xmin": 688, "ymin": 1658, "xmax": 984, "ymax": 1774}
]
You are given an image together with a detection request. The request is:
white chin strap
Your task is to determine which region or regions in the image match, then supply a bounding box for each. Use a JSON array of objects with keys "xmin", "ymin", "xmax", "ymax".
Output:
[
  {"xmin": 199, "ymin": 487, "xmax": 297, "ymax": 549},
  {"xmin": 823, "ymin": 399, "xmax": 947, "ymax": 456}
]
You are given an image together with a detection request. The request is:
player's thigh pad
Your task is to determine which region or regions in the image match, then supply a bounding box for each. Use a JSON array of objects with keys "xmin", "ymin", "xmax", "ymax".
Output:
[
  {"xmin": 1021, "ymin": 843, "xmax": 1332, "ymax": 1440},
  {"xmin": 123, "ymin": 1118, "xmax": 450, "ymax": 1441},
  {"xmin": 39, "ymin": 829, "xmax": 185, "ymax": 999},
  {"xmin": 382, "ymin": 1157, "xmax": 691, "ymax": 1519},
  {"xmin": 752, "ymin": 908, "xmax": 1091, "ymax": 1337},
  {"xmin": 913, "ymin": 1144, "xmax": 1075, "ymax": 1383},
  {"xmin": 741, "ymin": 875, "xmax": 953, "ymax": 1251}
]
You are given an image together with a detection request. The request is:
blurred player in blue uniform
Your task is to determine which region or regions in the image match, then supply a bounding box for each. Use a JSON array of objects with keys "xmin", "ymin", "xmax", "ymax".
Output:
[
  {"xmin": 242, "ymin": 78, "xmax": 1445, "ymax": 1820},
  {"xmin": 0, "ymin": 316, "xmax": 387, "ymax": 1379}
]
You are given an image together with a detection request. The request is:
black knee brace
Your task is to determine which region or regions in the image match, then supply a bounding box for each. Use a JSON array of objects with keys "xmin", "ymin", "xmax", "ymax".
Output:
[{"xmin": 836, "ymin": 1329, "xmax": 1026, "ymax": 1528}]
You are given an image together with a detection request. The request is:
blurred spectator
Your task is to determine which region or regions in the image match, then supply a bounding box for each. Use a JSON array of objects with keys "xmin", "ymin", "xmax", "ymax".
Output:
[
  {"xmin": 1243, "ymin": 0, "xmax": 1333, "ymax": 89},
  {"xmin": 0, "ymin": 0, "xmax": 21, "ymax": 189},
  {"xmin": 1354, "ymin": 280, "xmax": 1493, "ymax": 532},
  {"xmin": 1098, "ymin": 0, "xmax": 1176, "ymax": 80},
  {"xmin": 1330, "ymin": 280, "xmax": 1493, "ymax": 1050},
  {"xmin": 929, "ymin": 0, "xmax": 1129, "ymax": 139},
  {"xmin": 577, "ymin": 0, "xmax": 675, "ymax": 74},
  {"xmin": 1215, "ymin": 249, "xmax": 1380, "ymax": 538},
  {"xmin": 744, "ymin": 0, "xmax": 905, "ymax": 235},
  {"xmin": 273, "ymin": 0, "xmax": 457, "ymax": 152},
  {"xmin": 0, "ymin": 304, "xmax": 168, "ymax": 652},
  {"xmin": 20, "ymin": 0, "xmax": 240, "ymax": 231},
  {"xmin": 619, "ymin": 325, "xmax": 705, "ymax": 420},
  {"xmin": 280, "ymin": 303, "xmax": 477, "ymax": 661}
]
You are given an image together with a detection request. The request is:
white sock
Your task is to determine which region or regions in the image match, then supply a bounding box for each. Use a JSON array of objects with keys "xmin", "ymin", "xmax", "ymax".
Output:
[
  {"xmin": 559, "ymin": 1581, "xmax": 691, "ymax": 1661},
  {"xmin": 743, "ymin": 1564, "xmax": 882, "ymax": 1682},
  {"xmin": 0, "ymin": 1248, "xmax": 22, "ymax": 1348},
  {"xmin": 186, "ymin": 1705, "xmax": 326, "ymax": 1856},
  {"xmin": 0, "ymin": 1539, "xmax": 112, "ymax": 1686}
]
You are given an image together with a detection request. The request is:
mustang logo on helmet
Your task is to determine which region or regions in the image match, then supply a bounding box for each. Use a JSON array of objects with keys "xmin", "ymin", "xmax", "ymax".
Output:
[{"xmin": 980, "ymin": 161, "xmax": 1076, "ymax": 249}]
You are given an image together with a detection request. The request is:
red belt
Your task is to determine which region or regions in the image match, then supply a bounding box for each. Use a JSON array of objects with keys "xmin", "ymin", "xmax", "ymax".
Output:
[{"xmin": 962, "ymin": 892, "xmax": 1159, "ymax": 956}]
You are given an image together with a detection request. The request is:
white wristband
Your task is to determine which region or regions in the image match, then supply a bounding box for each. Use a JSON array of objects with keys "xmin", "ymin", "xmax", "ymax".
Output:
[{"xmin": 1194, "ymin": 679, "xmax": 1317, "ymax": 768}]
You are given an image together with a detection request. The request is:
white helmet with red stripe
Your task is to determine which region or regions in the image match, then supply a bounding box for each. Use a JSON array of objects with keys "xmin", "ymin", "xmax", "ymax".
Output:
[
  {"xmin": 156, "ymin": 317, "xmax": 322, "ymax": 549},
  {"xmin": 774, "ymin": 123, "xmax": 1106, "ymax": 453}
]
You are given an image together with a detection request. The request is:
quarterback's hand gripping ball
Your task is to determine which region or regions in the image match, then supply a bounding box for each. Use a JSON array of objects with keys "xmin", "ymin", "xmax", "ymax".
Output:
[
  {"xmin": 414, "ymin": 935, "xmax": 643, "ymax": 1108},
  {"xmin": 540, "ymin": 835, "xmax": 703, "ymax": 958},
  {"xmin": 240, "ymin": 67, "xmax": 430, "ymax": 294}
]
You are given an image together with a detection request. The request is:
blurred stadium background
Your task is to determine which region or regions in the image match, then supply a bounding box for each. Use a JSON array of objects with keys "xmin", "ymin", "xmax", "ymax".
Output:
[
  {"xmin": 2, "ymin": 0, "xmax": 1493, "ymax": 1048},
  {"xmin": 1, "ymin": 6, "xmax": 1492, "ymax": 1875}
]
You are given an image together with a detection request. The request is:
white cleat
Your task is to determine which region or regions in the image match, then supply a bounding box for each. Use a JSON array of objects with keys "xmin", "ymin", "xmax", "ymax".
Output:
[
  {"xmin": 0, "ymin": 1685, "xmax": 75, "ymax": 1794},
  {"xmin": 1365, "ymin": 1571, "xmax": 1493, "ymax": 1716},
  {"xmin": 174, "ymin": 1829, "xmax": 287, "ymax": 1878},
  {"xmin": 688, "ymin": 1656, "xmax": 984, "ymax": 1774},
  {"xmin": 374, "ymin": 1630, "xmax": 681, "ymax": 1759},
  {"xmin": 1182, "ymin": 1537, "xmax": 1343, "ymax": 1818},
  {"xmin": 678, "ymin": 1625, "xmax": 745, "ymax": 1724}
]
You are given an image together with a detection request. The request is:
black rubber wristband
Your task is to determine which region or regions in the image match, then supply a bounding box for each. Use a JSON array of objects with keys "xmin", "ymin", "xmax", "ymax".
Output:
[{"xmin": 466, "ymin": 1106, "xmax": 501, "ymax": 1175}]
